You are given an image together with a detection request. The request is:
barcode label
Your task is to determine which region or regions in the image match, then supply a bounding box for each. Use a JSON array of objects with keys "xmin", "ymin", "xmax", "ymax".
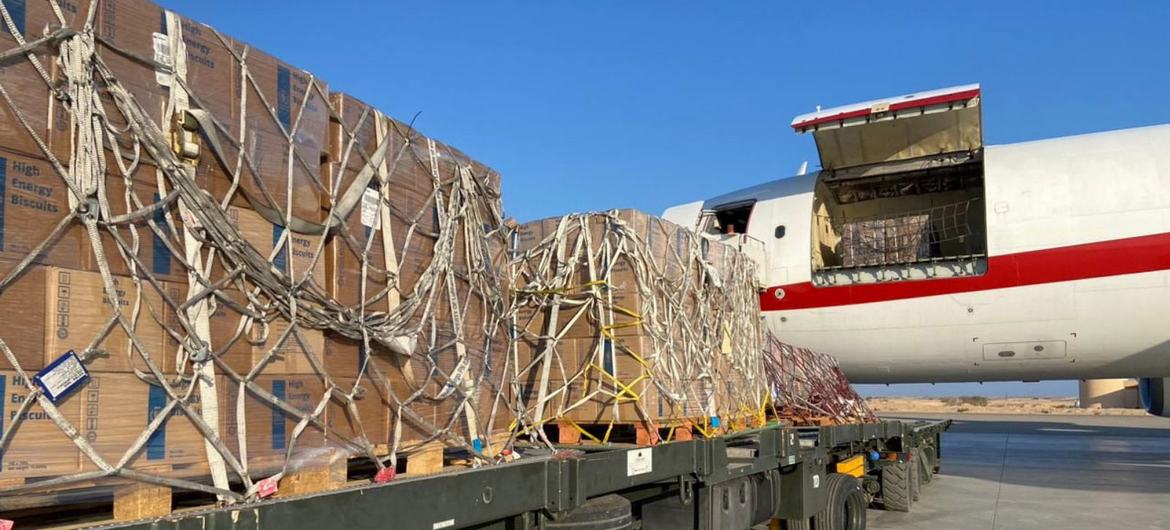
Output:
[
  {"xmin": 627, "ymin": 448, "xmax": 652, "ymax": 476},
  {"xmin": 153, "ymin": 32, "xmax": 172, "ymax": 85},
  {"xmin": 360, "ymin": 188, "xmax": 382, "ymax": 229},
  {"xmin": 34, "ymin": 351, "xmax": 89, "ymax": 402}
]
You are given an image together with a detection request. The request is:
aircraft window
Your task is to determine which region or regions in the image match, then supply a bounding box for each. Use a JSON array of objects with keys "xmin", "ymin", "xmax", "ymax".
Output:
[{"xmin": 775, "ymin": 225, "xmax": 786, "ymax": 239}]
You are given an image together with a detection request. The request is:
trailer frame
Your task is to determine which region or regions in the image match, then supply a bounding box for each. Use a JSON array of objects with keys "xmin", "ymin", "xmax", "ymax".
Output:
[{"xmin": 95, "ymin": 419, "xmax": 950, "ymax": 530}]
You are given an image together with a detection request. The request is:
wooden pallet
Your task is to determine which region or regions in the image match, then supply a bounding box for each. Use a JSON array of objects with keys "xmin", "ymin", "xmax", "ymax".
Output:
[
  {"xmin": 404, "ymin": 431, "xmax": 514, "ymax": 475},
  {"xmin": 553, "ymin": 420, "xmax": 697, "ymax": 446}
]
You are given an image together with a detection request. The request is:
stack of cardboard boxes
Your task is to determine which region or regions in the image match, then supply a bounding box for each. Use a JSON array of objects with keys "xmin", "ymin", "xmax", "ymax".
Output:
[
  {"xmin": 0, "ymin": 0, "xmax": 508, "ymax": 483},
  {"xmin": 323, "ymin": 91, "xmax": 509, "ymax": 448},
  {"xmin": 510, "ymin": 210, "xmax": 762, "ymax": 429}
]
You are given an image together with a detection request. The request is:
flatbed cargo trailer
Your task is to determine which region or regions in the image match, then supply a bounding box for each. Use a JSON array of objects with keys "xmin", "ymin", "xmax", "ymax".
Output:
[{"xmin": 92, "ymin": 419, "xmax": 950, "ymax": 530}]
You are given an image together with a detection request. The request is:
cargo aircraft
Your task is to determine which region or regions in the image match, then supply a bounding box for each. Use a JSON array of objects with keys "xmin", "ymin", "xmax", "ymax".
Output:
[{"xmin": 663, "ymin": 84, "xmax": 1170, "ymax": 416}]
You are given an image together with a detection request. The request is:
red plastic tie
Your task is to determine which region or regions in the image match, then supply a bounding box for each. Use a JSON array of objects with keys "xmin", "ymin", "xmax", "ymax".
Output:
[
  {"xmin": 374, "ymin": 467, "xmax": 397, "ymax": 483},
  {"xmin": 256, "ymin": 477, "xmax": 279, "ymax": 498}
]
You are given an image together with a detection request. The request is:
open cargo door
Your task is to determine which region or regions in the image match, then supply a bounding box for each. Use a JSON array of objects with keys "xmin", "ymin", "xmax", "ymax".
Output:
[
  {"xmin": 796, "ymin": 85, "xmax": 988, "ymax": 285},
  {"xmin": 792, "ymin": 84, "xmax": 982, "ymax": 182}
]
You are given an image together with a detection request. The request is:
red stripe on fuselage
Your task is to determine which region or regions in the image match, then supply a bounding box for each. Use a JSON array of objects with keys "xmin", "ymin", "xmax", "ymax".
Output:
[{"xmin": 760, "ymin": 232, "xmax": 1170, "ymax": 311}]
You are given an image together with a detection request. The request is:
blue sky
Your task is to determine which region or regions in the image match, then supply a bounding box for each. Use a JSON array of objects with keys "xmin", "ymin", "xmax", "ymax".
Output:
[{"xmin": 156, "ymin": 1, "xmax": 1170, "ymax": 398}]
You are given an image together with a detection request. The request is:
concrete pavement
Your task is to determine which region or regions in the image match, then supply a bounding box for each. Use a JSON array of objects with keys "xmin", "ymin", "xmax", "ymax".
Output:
[{"xmin": 867, "ymin": 413, "xmax": 1170, "ymax": 530}]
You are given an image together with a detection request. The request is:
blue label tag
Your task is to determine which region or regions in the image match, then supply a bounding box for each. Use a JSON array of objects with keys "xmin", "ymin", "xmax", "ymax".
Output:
[
  {"xmin": 34, "ymin": 350, "xmax": 90, "ymax": 402},
  {"xmin": 271, "ymin": 379, "xmax": 287, "ymax": 450},
  {"xmin": 271, "ymin": 224, "xmax": 288, "ymax": 273},
  {"xmin": 2, "ymin": 0, "xmax": 26, "ymax": 35},
  {"xmin": 146, "ymin": 385, "xmax": 167, "ymax": 460},
  {"xmin": 603, "ymin": 339, "xmax": 615, "ymax": 376},
  {"xmin": 0, "ymin": 156, "xmax": 7, "ymax": 252},
  {"xmin": 0, "ymin": 373, "xmax": 7, "ymax": 465},
  {"xmin": 276, "ymin": 65, "xmax": 291, "ymax": 130},
  {"xmin": 151, "ymin": 193, "xmax": 172, "ymax": 275}
]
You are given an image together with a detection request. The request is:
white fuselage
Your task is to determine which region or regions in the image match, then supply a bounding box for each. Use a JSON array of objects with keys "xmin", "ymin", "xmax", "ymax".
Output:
[{"xmin": 695, "ymin": 124, "xmax": 1170, "ymax": 384}]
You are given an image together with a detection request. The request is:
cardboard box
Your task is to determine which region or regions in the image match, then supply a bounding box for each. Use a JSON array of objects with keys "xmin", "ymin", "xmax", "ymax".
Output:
[
  {"xmin": 324, "ymin": 206, "xmax": 436, "ymax": 312},
  {"xmin": 0, "ymin": 149, "xmax": 191, "ymax": 285},
  {"xmin": 255, "ymin": 318, "xmax": 325, "ymax": 375},
  {"xmin": 511, "ymin": 210, "xmax": 761, "ymax": 426},
  {"xmin": 46, "ymin": 0, "xmax": 229, "ymax": 192},
  {"xmin": 431, "ymin": 337, "xmax": 508, "ymax": 442},
  {"xmin": 0, "ymin": 371, "xmax": 83, "ymax": 478},
  {"xmin": 218, "ymin": 375, "xmax": 328, "ymax": 472},
  {"xmin": 46, "ymin": 266, "xmax": 170, "ymax": 373},
  {"xmin": 324, "ymin": 94, "xmax": 446, "ymax": 311},
  {"xmin": 225, "ymin": 205, "xmax": 326, "ymax": 286},
  {"xmin": 82, "ymin": 175, "xmax": 188, "ymax": 283},
  {"xmin": 162, "ymin": 283, "xmax": 324, "ymax": 376},
  {"xmin": 80, "ymin": 373, "xmax": 208, "ymax": 472},
  {"xmin": 91, "ymin": 0, "xmax": 237, "ymax": 132},
  {"xmin": 327, "ymin": 377, "xmax": 390, "ymax": 447},
  {"xmin": 0, "ymin": 262, "xmax": 55, "ymax": 371},
  {"xmin": 223, "ymin": 41, "xmax": 328, "ymax": 224},
  {"xmin": 0, "ymin": 265, "xmax": 169, "ymax": 372},
  {"xmin": 514, "ymin": 211, "xmax": 652, "ymax": 340},
  {"xmin": 514, "ymin": 376, "xmax": 602, "ymax": 423},
  {"xmin": 0, "ymin": 150, "xmax": 83, "ymax": 271},
  {"xmin": 350, "ymin": 341, "xmax": 442, "ymax": 443},
  {"xmin": 43, "ymin": 0, "xmax": 323, "ymax": 224},
  {"xmin": 0, "ymin": 0, "xmax": 89, "ymax": 158}
]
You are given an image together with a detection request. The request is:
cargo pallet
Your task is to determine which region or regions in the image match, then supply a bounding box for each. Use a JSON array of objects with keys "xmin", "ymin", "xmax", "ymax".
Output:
[{"xmin": 63, "ymin": 419, "xmax": 950, "ymax": 530}]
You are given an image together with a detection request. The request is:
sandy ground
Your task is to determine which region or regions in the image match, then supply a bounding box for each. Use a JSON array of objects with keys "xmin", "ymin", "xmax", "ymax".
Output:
[{"xmin": 866, "ymin": 396, "xmax": 1148, "ymax": 415}]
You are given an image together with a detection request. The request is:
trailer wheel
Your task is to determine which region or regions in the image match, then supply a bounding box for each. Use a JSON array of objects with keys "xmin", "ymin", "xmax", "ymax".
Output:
[
  {"xmin": 545, "ymin": 494, "xmax": 634, "ymax": 530},
  {"xmin": 799, "ymin": 473, "xmax": 866, "ymax": 530},
  {"xmin": 923, "ymin": 444, "xmax": 940, "ymax": 475},
  {"xmin": 910, "ymin": 451, "xmax": 921, "ymax": 502},
  {"xmin": 782, "ymin": 518, "xmax": 811, "ymax": 530},
  {"xmin": 916, "ymin": 447, "xmax": 933, "ymax": 485},
  {"xmin": 881, "ymin": 460, "xmax": 913, "ymax": 512}
]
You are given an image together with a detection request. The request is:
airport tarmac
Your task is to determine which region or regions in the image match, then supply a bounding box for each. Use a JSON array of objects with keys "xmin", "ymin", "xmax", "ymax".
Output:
[{"xmin": 868, "ymin": 413, "xmax": 1170, "ymax": 530}]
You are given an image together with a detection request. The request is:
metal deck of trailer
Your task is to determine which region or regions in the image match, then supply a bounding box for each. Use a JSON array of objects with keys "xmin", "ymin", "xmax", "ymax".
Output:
[{"xmin": 98, "ymin": 419, "xmax": 950, "ymax": 530}]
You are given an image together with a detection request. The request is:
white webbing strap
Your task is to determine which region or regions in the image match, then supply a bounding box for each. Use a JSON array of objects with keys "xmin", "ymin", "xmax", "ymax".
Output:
[
  {"xmin": 59, "ymin": 32, "xmax": 103, "ymax": 210},
  {"xmin": 161, "ymin": 10, "xmax": 231, "ymax": 500},
  {"xmin": 374, "ymin": 112, "xmax": 400, "ymax": 312},
  {"xmin": 530, "ymin": 216, "xmax": 574, "ymax": 424},
  {"xmin": 426, "ymin": 139, "xmax": 479, "ymax": 443}
]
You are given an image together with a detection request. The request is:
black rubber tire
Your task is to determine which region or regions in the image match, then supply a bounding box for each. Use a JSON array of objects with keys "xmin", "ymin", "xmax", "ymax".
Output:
[
  {"xmin": 924, "ymin": 444, "xmax": 940, "ymax": 475},
  {"xmin": 783, "ymin": 518, "xmax": 812, "ymax": 530},
  {"xmin": 881, "ymin": 460, "xmax": 913, "ymax": 512},
  {"xmin": 917, "ymin": 446, "xmax": 934, "ymax": 485},
  {"xmin": 545, "ymin": 494, "xmax": 634, "ymax": 530},
  {"xmin": 806, "ymin": 473, "xmax": 867, "ymax": 530},
  {"xmin": 910, "ymin": 450, "xmax": 922, "ymax": 502}
]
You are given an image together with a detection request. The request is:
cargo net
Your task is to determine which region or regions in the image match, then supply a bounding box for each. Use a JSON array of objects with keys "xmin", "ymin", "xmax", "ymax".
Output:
[
  {"xmin": 820, "ymin": 198, "xmax": 981, "ymax": 270},
  {"xmin": 762, "ymin": 333, "xmax": 876, "ymax": 425},
  {"xmin": 507, "ymin": 211, "xmax": 766, "ymax": 443},
  {"xmin": 0, "ymin": 4, "xmax": 512, "ymax": 506}
]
